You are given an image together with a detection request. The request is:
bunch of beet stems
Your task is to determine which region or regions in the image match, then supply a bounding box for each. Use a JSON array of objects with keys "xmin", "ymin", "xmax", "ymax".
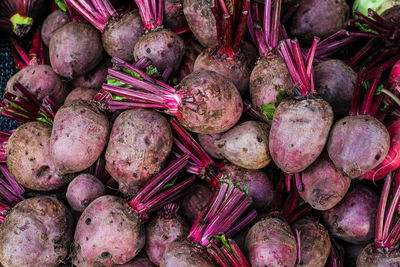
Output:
[
  {"xmin": 311, "ymin": 29, "xmax": 357, "ymax": 58},
  {"xmin": 129, "ymin": 153, "xmax": 196, "ymax": 222},
  {"xmin": 95, "ymin": 57, "xmax": 196, "ymax": 118},
  {"xmin": 10, "ymin": 27, "xmax": 46, "ymax": 69},
  {"xmin": 64, "ymin": 0, "xmax": 118, "ymax": 32},
  {"xmin": 187, "ymin": 180, "xmax": 256, "ymax": 266},
  {"xmin": 210, "ymin": 0, "xmax": 250, "ymax": 59},
  {"xmin": 0, "ymin": 82, "xmax": 59, "ymax": 124},
  {"xmin": 0, "ymin": 164, "xmax": 24, "ymax": 206},
  {"xmin": 207, "ymin": 236, "xmax": 250, "ymax": 267},
  {"xmin": 133, "ymin": 0, "xmax": 163, "ymax": 31},
  {"xmin": 0, "ymin": 131, "xmax": 11, "ymax": 164}
]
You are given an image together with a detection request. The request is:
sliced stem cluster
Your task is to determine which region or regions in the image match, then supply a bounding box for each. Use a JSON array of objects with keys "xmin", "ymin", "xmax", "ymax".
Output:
[
  {"xmin": 0, "ymin": 164, "xmax": 24, "ymax": 206},
  {"xmin": 350, "ymin": 9, "xmax": 399, "ymax": 39},
  {"xmin": 11, "ymin": 27, "xmax": 45, "ymax": 69},
  {"xmin": 207, "ymin": 236, "xmax": 250, "ymax": 267},
  {"xmin": 133, "ymin": 0, "xmax": 164, "ymax": 31}
]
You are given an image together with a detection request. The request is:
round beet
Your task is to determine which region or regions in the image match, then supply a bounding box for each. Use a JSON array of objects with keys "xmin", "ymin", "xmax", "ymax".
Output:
[
  {"xmin": 290, "ymin": 0, "xmax": 350, "ymax": 43},
  {"xmin": 181, "ymin": 183, "xmax": 213, "ymax": 223},
  {"xmin": 219, "ymin": 162, "xmax": 274, "ymax": 210},
  {"xmin": 315, "ymin": 59, "xmax": 357, "ymax": 116},
  {"xmin": 327, "ymin": 115, "xmax": 390, "ymax": 178},
  {"xmin": 194, "ymin": 47, "xmax": 252, "ymax": 94},
  {"xmin": 49, "ymin": 22, "xmax": 103, "ymax": 79},
  {"xmin": 292, "ymin": 217, "xmax": 331, "ymax": 267},
  {"xmin": 323, "ymin": 185, "xmax": 378, "ymax": 244},
  {"xmin": 269, "ymin": 97, "xmax": 334, "ymax": 174},
  {"xmin": 6, "ymin": 64, "xmax": 68, "ymax": 105},
  {"xmin": 66, "ymin": 173, "xmax": 105, "ymax": 212},
  {"xmin": 133, "ymin": 29, "xmax": 185, "ymax": 72},
  {"xmin": 0, "ymin": 196, "xmax": 73, "ymax": 266},
  {"xmin": 72, "ymin": 57, "xmax": 111, "ymax": 90},
  {"xmin": 164, "ymin": 0, "xmax": 187, "ymax": 30},
  {"xmin": 300, "ymin": 155, "xmax": 351, "ymax": 210},
  {"xmin": 250, "ymin": 56, "xmax": 294, "ymax": 111},
  {"xmin": 183, "ymin": 0, "xmax": 217, "ymax": 48},
  {"xmin": 105, "ymin": 109, "xmax": 173, "ymax": 195},
  {"xmin": 102, "ymin": 10, "xmax": 144, "ymax": 61},
  {"xmin": 73, "ymin": 195, "xmax": 145, "ymax": 266},
  {"xmin": 160, "ymin": 240, "xmax": 216, "ymax": 267},
  {"xmin": 245, "ymin": 216, "xmax": 297, "ymax": 267},
  {"xmin": 41, "ymin": 10, "xmax": 70, "ymax": 47},
  {"xmin": 197, "ymin": 133, "xmax": 224, "ymax": 159},
  {"xmin": 64, "ymin": 87, "xmax": 98, "ymax": 104},
  {"xmin": 145, "ymin": 210, "xmax": 189, "ymax": 265},
  {"xmin": 357, "ymin": 243, "xmax": 400, "ymax": 267}
]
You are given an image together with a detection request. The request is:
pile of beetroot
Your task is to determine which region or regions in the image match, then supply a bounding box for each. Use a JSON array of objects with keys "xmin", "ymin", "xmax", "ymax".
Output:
[{"xmin": 3, "ymin": 0, "xmax": 400, "ymax": 266}]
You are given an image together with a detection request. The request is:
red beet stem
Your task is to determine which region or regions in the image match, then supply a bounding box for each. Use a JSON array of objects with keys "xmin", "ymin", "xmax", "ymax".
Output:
[
  {"xmin": 232, "ymin": 0, "xmax": 250, "ymax": 52},
  {"xmin": 224, "ymin": 209, "xmax": 257, "ymax": 237},
  {"xmin": 366, "ymin": 47, "xmax": 400, "ymax": 71},
  {"xmin": 29, "ymin": 27, "xmax": 43, "ymax": 65},
  {"xmin": 13, "ymin": 82, "xmax": 41, "ymax": 107},
  {"xmin": 0, "ymin": 164, "xmax": 24, "ymax": 197},
  {"xmin": 0, "ymin": 202, "xmax": 10, "ymax": 224},
  {"xmin": 286, "ymin": 204, "xmax": 312, "ymax": 225},
  {"xmin": 349, "ymin": 68, "xmax": 366, "ymax": 116},
  {"xmin": 348, "ymin": 39, "xmax": 379, "ymax": 68},
  {"xmin": 360, "ymin": 67, "xmax": 383, "ymax": 115},
  {"xmin": 366, "ymin": 55, "xmax": 400, "ymax": 81},
  {"xmin": 230, "ymin": 239, "xmax": 250, "ymax": 267},
  {"xmin": 221, "ymin": 245, "xmax": 241, "ymax": 267},
  {"xmin": 315, "ymin": 36, "xmax": 356, "ymax": 58},
  {"xmin": 382, "ymin": 184, "xmax": 400, "ymax": 243},
  {"xmin": 134, "ymin": 0, "xmax": 163, "ymax": 30},
  {"xmin": 368, "ymin": 9, "xmax": 396, "ymax": 30},
  {"xmin": 208, "ymin": 241, "xmax": 230, "ymax": 267},
  {"xmin": 11, "ymin": 38, "xmax": 29, "ymax": 67},
  {"xmin": 64, "ymin": 0, "xmax": 110, "ymax": 32},
  {"xmin": 375, "ymin": 172, "xmax": 392, "ymax": 247},
  {"xmin": 294, "ymin": 228, "xmax": 302, "ymax": 265},
  {"xmin": 281, "ymin": 189, "xmax": 299, "ymax": 218}
]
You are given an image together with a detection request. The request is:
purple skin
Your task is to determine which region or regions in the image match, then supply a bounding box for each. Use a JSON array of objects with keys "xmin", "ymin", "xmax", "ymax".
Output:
[
  {"xmin": 73, "ymin": 195, "xmax": 145, "ymax": 266},
  {"xmin": 164, "ymin": 0, "xmax": 187, "ymax": 30},
  {"xmin": 50, "ymin": 100, "xmax": 110, "ymax": 175},
  {"xmin": 72, "ymin": 57, "xmax": 112, "ymax": 90},
  {"xmin": 145, "ymin": 214, "xmax": 190, "ymax": 265},
  {"xmin": 105, "ymin": 109, "xmax": 173, "ymax": 195},
  {"xmin": 102, "ymin": 10, "xmax": 144, "ymax": 61},
  {"xmin": 41, "ymin": 10, "xmax": 70, "ymax": 47},
  {"xmin": 322, "ymin": 185, "xmax": 378, "ymax": 244},
  {"xmin": 292, "ymin": 217, "xmax": 331, "ymax": 267},
  {"xmin": 245, "ymin": 216, "xmax": 297, "ymax": 267},
  {"xmin": 183, "ymin": 0, "xmax": 217, "ymax": 48},
  {"xmin": 269, "ymin": 97, "xmax": 334, "ymax": 174},
  {"xmin": 315, "ymin": 59, "xmax": 357, "ymax": 116},
  {"xmin": 0, "ymin": 196, "xmax": 73, "ymax": 266},
  {"xmin": 178, "ymin": 42, "xmax": 203, "ymax": 82},
  {"xmin": 356, "ymin": 243, "xmax": 400, "ymax": 267},
  {"xmin": 181, "ymin": 183, "xmax": 213, "ymax": 223},
  {"xmin": 197, "ymin": 133, "xmax": 224, "ymax": 159},
  {"xmin": 300, "ymin": 155, "xmax": 351, "ymax": 211},
  {"xmin": 64, "ymin": 87, "xmax": 98, "ymax": 105},
  {"xmin": 343, "ymin": 242, "xmax": 365, "ymax": 267},
  {"xmin": 49, "ymin": 22, "xmax": 103, "ymax": 79},
  {"xmin": 133, "ymin": 29, "xmax": 185, "ymax": 72},
  {"xmin": 117, "ymin": 252, "xmax": 156, "ymax": 267},
  {"xmin": 219, "ymin": 162, "xmax": 274, "ymax": 210},
  {"xmin": 193, "ymin": 47, "xmax": 252, "ymax": 94},
  {"xmin": 327, "ymin": 115, "xmax": 390, "ymax": 179},
  {"xmin": 160, "ymin": 240, "xmax": 216, "ymax": 267},
  {"xmin": 6, "ymin": 121, "xmax": 71, "ymax": 191},
  {"xmin": 290, "ymin": 0, "xmax": 349, "ymax": 43},
  {"xmin": 6, "ymin": 64, "xmax": 68, "ymax": 105},
  {"xmin": 250, "ymin": 56, "xmax": 294, "ymax": 111},
  {"xmin": 177, "ymin": 70, "xmax": 243, "ymax": 134},
  {"xmin": 215, "ymin": 121, "xmax": 271, "ymax": 169},
  {"xmin": 66, "ymin": 173, "xmax": 105, "ymax": 212}
]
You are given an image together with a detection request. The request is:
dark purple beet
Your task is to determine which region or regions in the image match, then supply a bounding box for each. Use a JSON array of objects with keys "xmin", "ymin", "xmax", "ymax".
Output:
[
  {"xmin": 41, "ymin": 10, "xmax": 70, "ymax": 47},
  {"xmin": 181, "ymin": 183, "xmax": 213, "ymax": 223},
  {"xmin": 71, "ymin": 57, "xmax": 111, "ymax": 90},
  {"xmin": 197, "ymin": 133, "xmax": 224, "ymax": 159},
  {"xmin": 160, "ymin": 241, "xmax": 216, "ymax": 267},
  {"xmin": 164, "ymin": 0, "xmax": 187, "ymax": 30},
  {"xmin": 356, "ymin": 243, "xmax": 400, "ymax": 267}
]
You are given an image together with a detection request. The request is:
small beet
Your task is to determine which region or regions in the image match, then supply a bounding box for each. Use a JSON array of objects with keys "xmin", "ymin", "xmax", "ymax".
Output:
[
  {"xmin": 197, "ymin": 133, "xmax": 224, "ymax": 159},
  {"xmin": 181, "ymin": 183, "xmax": 213, "ymax": 223},
  {"xmin": 64, "ymin": 87, "xmax": 98, "ymax": 105},
  {"xmin": 41, "ymin": 10, "xmax": 70, "ymax": 47}
]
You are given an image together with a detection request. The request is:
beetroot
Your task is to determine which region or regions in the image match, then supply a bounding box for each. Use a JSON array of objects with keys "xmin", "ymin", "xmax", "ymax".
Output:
[
  {"xmin": 215, "ymin": 121, "xmax": 271, "ymax": 169},
  {"xmin": 66, "ymin": 173, "xmax": 105, "ymax": 212},
  {"xmin": 161, "ymin": 241, "xmax": 216, "ymax": 267},
  {"xmin": 323, "ymin": 185, "xmax": 378, "ymax": 244},
  {"xmin": 64, "ymin": 87, "xmax": 98, "ymax": 104},
  {"xmin": 290, "ymin": 0, "xmax": 350, "ymax": 43},
  {"xmin": 183, "ymin": 0, "xmax": 217, "ymax": 48},
  {"xmin": 197, "ymin": 133, "xmax": 224, "ymax": 159},
  {"xmin": 357, "ymin": 243, "xmax": 400, "ymax": 267},
  {"xmin": 315, "ymin": 59, "xmax": 357, "ymax": 116},
  {"xmin": 300, "ymin": 155, "xmax": 351, "ymax": 210},
  {"xmin": 49, "ymin": 22, "xmax": 103, "ymax": 78},
  {"xmin": 181, "ymin": 183, "xmax": 213, "ymax": 223},
  {"xmin": 41, "ymin": 10, "xmax": 70, "ymax": 47},
  {"xmin": 72, "ymin": 57, "xmax": 111, "ymax": 90},
  {"xmin": 164, "ymin": 0, "xmax": 187, "ymax": 30},
  {"xmin": 0, "ymin": 196, "xmax": 73, "ymax": 266}
]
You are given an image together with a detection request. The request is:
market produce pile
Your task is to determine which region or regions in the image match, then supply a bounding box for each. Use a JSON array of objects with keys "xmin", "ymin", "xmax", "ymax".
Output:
[{"xmin": 2, "ymin": 0, "xmax": 400, "ymax": 266}]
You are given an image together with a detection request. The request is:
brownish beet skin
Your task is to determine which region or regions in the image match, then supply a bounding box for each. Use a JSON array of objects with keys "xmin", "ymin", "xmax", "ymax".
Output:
[
  {"xmin": 327, "ymin": 115, "xmax": 390, "ymax": 178},
  {"xmin": 160, "ymin": 241, "xmax": 216, "ymax": 267},
  {"xmin": 269, "ymin": 97, "xmax": 334, "ymax": 174},
  {"xmin": 250, "ymin": 56, "xmax": 294, "ymax": 110},
  {"xmin": 300, "ymin": 155, "xmax": 351, "ymax": 210},
  {"xmin": 0, "ymin": 196, "xmax": 73, "ymax": 267},
  {"xmin": 357, "ymin": 243, "xmax": 400, "ymax": 267},
  {"xmin": 292, "ymin": 217, "xmax": 331, "ymax": 267}
]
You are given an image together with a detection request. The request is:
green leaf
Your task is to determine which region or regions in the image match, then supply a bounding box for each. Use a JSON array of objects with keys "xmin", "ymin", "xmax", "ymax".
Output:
[
  {"xmin": 55, "ymin": 0, "xmax": 67, "ymax": 12},
  {"xmin": 172, "ymin": 77, "xmax": 179, "ymax": 85},
  {"xmin": 107, "ymin": 79, "xmax": 125, "ymax": 87},
  {"xmin": 375, "ymin": 84, "xmax": 384, "ymax": 95},
  {"xmin": 362, "ymin": 81, "xmax": 370, "ymax": 91},
  {"xmin": 161, "ymin": 177, "xmax": 177, "ymax": 190},
  {"xmin": 356, "ymin": 22, "xmax": 379, "ymax": 35},
  {"xmin": 211, "ymin": 235, "xmax": 232, "ymax": 251},
  {"xmin": 276, "ymin": 89, "xmax": 285, "ymax": 105},
  {"xmin": 146, "ymin": 65, "xmax": 160, "ymax": 76},
  {"xmin": 261, "ymin": 103, "xmax": 276, "ymax": 120},
  {"xmin": 37, "ymin": 113, "xmax": 53, "ymax": 125},
  {"xmin": 121, "ymin": 68, "xmax": 143, "ymax": 80}
]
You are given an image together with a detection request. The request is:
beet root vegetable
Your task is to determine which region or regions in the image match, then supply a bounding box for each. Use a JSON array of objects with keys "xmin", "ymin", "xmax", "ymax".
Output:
[
  {"xmin": 0, "ymin": 196, "xmax": 73, "ymax": 266},
  {"xmin": 215, "ymin": 121, "xmax": 271, "ymax": 169},
  {"xmin": 292, "ymin": 217, "xmax": 331, "ymax": 267},
  {"xmin": 197, "ymin": 133, "xmax": 224, "ymax": 159},
  {"xmin": 300, "ymin": 155, "xmax": 351, "ymax": 210},
  {"xmin": 315, "ymin": 59, "xmax": 357, "ymax": 116},
  {"xmin": 41, "ymin": 10, "xmax": 70, "ymax": 47},
  {"xmin": 323, "ymin": 185, "xmax": 378, "ymax": 244},
  {"xmin": 72, "ymin": 57, "xmax": 111, "ymax": 90},
  {"xmin": 6, "ymin": 121, "xmax": 70, "ymax": 191},
  {"xmin": 66, "ymin": 173, "xmax": 105, "ymax": 212},
  {"xmin": 6, "ymin": 64, "xmax": 67, "ymax": 105},
  {"xmin": 245, "ymin": 216, "xmax": 297, "ymax": 267},
  {"xmin": 357, "ymin": 243, "xmax": 400, "ymax": 267},
  {"xmin": 72, "ymin": 195, "xmax": 145, "ymax": 266},
  {"xmin": 50, "ymin": 100, "xmax": 109, "ymax": 175},
  {"xmin": 181, "ymin": 183, "xmax": 213, "ymax": 223},
  {"xmin": 49, "ymin": 22, "xmax": 103, "ymax": 79},
  {"xmin": 164, "ymin": 0, "xmax": 187, "ymax": 30},
  {"xmin": 161, "ymin": 241, "xmax": 216, "ymax": 267},
  {"xmin": 290, "ymin": 0, "xmax": 349, "ymax": 43},
  {"xmin": 64, "ymin": 87, "xmax": 98, "ymax": 104},
  {"xmin": 105, "ymin": 109, "xmax": 172, "ymax": 195}
]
